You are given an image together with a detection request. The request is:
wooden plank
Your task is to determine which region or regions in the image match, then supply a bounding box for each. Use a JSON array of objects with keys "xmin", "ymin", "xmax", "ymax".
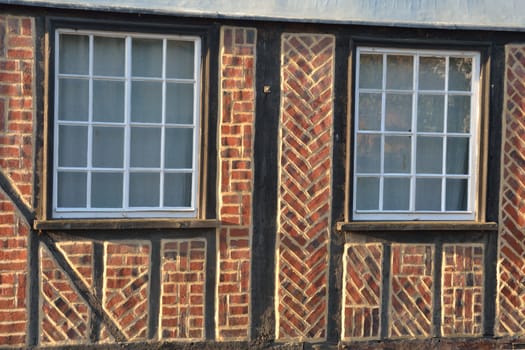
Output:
[
  {"xmin": 336, "ymin": 221, "xmax": 498, "ymax": 232},
  {"xmin": 34, "ymin": 218, "xmax": 220, "ymax": 230}
]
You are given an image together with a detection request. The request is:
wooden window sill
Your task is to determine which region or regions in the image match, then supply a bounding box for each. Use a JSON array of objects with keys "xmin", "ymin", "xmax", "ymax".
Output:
[
  {"xmin": 336, "ymin": 221, "xmax": 498, "ymax": 233},
  {"xmin": 34, "ymin": 218, "xmax": 220, "ymax": 231}
]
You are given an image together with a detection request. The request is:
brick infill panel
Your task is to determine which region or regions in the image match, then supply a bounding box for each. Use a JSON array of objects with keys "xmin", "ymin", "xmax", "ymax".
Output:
[
  {"xmin": 498, "ymin": 44, "xmax": 525, "ymax": 336},
  {"xmin": 217, "ymin": 26, "xmax": 256, "ymax": 341},
  {"xmin": 390, "ymin": 244, "xmax": 434, "ymax": 338},
  {"xmin": 276, "ymin": 33, "xmax": 335, "ymax": 341},
  {"xmin": 160, "ymin": 239, "xmax": 206, "ymax": 341}
]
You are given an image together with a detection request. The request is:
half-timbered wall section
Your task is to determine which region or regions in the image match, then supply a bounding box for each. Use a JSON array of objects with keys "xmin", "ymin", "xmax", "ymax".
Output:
[{"xmin": 3, "ymin": 4, "xmax": 525, "ymax": 349}]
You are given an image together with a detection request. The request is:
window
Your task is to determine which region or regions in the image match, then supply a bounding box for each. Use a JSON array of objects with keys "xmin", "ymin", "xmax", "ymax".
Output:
[
  {"xmin": 53, "ymin": 29, "xmax": 201, "ymax": 218},
  {"xmin": 353, "ymin": 47, "xmax": 480, "ymax": 221}
]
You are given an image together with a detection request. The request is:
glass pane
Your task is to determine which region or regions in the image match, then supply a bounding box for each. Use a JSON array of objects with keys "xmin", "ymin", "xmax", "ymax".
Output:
[
  {"xmin": 419, "ymin": 56, "xmax": 445, "ymax": 90},
  {"xmin": 415, "ymin": 178, "xmax": 442, "ymax": 211},
  {"xmin": 57, "ymin": 172, "xmax": 86, "ymax": 208},
  {"xmin": 417, "ymin": 94, "xmax": 444, "ymax": 132},
  {"xmin": 446, "ymin": 137, "xmax": 469, "ymax": 174},
  {"xmin": 449, "ymin": 57, "xmax": 472, "ymax": 91},
  {"xmin": 416, "ymin": 136, "xmax": 443, "ymax": 174},
  {"xmin": 384, "ymin": 136, "xmax": 411, "ymax": 173},
  {"xmin": 358, "ymin": 93, "xmax": 382, "ymax": 131},
  {"xmin": 446, "ymin": 178, "xmax": 468, "ymax": 211},
  {"xmin": 359, "ymin": 54, "xmax": 382, "ymax": 89},
  {"xmin": 58, "ymin": 78, "xmax": 89, "ymax": 121},
  {"xmin": 93, "ymin": 80, "xmax": 125, "ymax": 123},
  {"xmin": 92, "ymin": 127, "xmax": 124, "ymax": 168},
  {"xmin": 355, "ymin": 134, "xmax": 380, "ymax": 173},
  {"xmin": 386, "ymin": 55, "xmax": 413, "ymax": 90},
  {"xmin": 166, "ymin": 83, "xmax": 194, "ymax": 124},
  {"xmin": 355, "ymin": 177, "xmax": 379, "ymax": 210},
  {"xmin": 132, "ymin": 38, "xmax": 162, "ymax": 77},
  {"xmin": 447, "ymin": 95, "xmax": 471, "ymax": 133},
  {"xmin": 164, "ymin": 173, "xmax": 193, "ymax": 207},
  {"xmin": 91, "ymin": 172, "xmax": 123, "ymax": 208},
  {"xmin": 383, "ymin": 177, "xmax": 410, "ymax": 210},
  {"xmin": 93, "ymin": 36, "xmax": 125, "ymax": 76},
  {"xmin": 129, "ymin": 172, "xmax": 160, "ymax": 207},
  {"xmin": 59, "ymin": 34, "xmax": 89, "ymax": 75},
  {"xmin": 131, "ymin": 81, "xmax": 162, "ymax": 123},
  {"xmin": 58, "ymin": 125, "xmax": 87, "ymax": 167},
  {"xmin": 165, "ymin": 128, "xmax": 193, "ymax": 169},
  {"xmin": 166, "ymin": 40, "xmax": 195, "ymax": 79},
  {"xmin": 130, "ymin": 127, "xmax": 161, "ymax": 167},
  {"xmin": 386, "ymin": 94, "xmax": 412, "ymax": 131}
]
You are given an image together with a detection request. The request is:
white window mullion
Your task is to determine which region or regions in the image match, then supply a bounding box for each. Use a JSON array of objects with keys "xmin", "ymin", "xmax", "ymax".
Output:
[
  {"xmin": 53, "ymin": 31, "xmax": 61, "ymax": 214},
  {"xmin": 442, "ymin": 56, "xmax": 450, "ymax": 212},
  {"xmin": 191, "ymin": 38, "xmax": 202, "ymax": 211},
  {"xmin": 410, "ymin": 54, "xmax": 419, "ymax": 212},
  {"xmin": 160, "ymin": 38, "xmax": 167, "ymax": 208},
  {"xmin": 379, "ymin": 53, "xmax": 387, "ymax": 211},
  {"xmin": 123, "ymin": 36, "xmax": 132, "ymax": 211},
  {"xmin": 86, "ymin": 35, "xmax": 94, "ymax": 209}
]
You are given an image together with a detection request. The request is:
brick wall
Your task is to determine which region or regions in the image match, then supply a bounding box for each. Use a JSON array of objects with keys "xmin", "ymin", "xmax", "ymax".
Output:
[
  {"xmin": 0, "ymin": 15, "xmax": 33, "ymax": 348},
  {"xmin": 217, "ymin": 26, "xmax": 256, "ymax": 340},
  {"xmin": 276, "ymin": 33, "xmax": 335, "ymax": 341},
  {"xmin": 497, "ymin": 44, "xmax": 525, "ymax": 336}
]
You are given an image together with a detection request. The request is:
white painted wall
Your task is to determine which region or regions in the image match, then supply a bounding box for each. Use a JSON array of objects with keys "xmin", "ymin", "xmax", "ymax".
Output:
[{"xmin": 4, "ymin": 0, "xmax": 525, "ymax": 31}]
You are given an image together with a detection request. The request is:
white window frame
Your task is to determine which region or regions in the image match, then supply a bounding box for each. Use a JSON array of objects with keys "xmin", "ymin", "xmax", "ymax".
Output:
[
  {"xmin": 353, "ymin": 47, "xmax": 481, "ymax": 221},
  {"xmin": 52, "ymin": 29, "xmax": 202, "ymax": 219}
]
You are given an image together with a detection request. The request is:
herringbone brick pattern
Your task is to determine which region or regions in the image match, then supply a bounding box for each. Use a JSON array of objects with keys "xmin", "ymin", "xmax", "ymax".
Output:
[
  {"xmin": 101, "ymin": 242, "xmax": 149, "ymax": 342},
  {"xmin": 442, "ymin": 244, "xmax": 483, "ymax": 336},
  {"xmin": 276, "ymin": 33, "xmax": 335, "ymax": 341},
  {"xmin": 217, "ymin": 26, "xmax": 256, "ymax": 340},
  {"xmin": 343, "ymin": 244, "xmax": 383, "ymax": 340},
  {"xmin": 390, "ymin": 244, "xmax": 434, "ymax": 338},
  {"xmin": 40, "ymin": 245, "xmax": 90, "ymax": 345},
  {"xmin": 0, "ymin": 16, "xmax": 34, "ymax": 207},
  {"xmin": 498, "ymin": 45, "xmax": 525, "ymax": 336},
  {"xmin": 160, "ymin": 239, "xmax": 206, "ymax": 340}
]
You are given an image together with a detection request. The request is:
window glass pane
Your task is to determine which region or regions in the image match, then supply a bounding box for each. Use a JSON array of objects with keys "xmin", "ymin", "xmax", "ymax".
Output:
[
  {"xmin": 446, "ymin": 178, "xmax": 468, "ymax": 210},
  {"xmin": 93, "ymin": 36, "xmax": 125, "ymax": 76},
  {"xmin": 416, "ymin": 136, "xmax": 443, "ymax": 174},
  {"xmin": 446, "ymin": 137, "xmax": 469, "ymax": 174},
  {"xmin": 384, "ymin": 136, "xmax": 411, "ymax": 173},
  {"xmin": 415, "ymin": 178, "xmax": 442, "ymax": 211},
  {"xmin": 385, "ymin": 94, "xmax": 412, "ymax": 131},
  {"xmin": 57, "ymin": 172, "xmax": 86, "ymax": 207},
  {"xmin": 59, "ymin": 34, "xmax": 89, "ymax": 75},
  {"xmin": 449, "ymin": 57, "xmax": 472, "ymax": 91},
  {"xmin": 132, "ymin": 38, "xmax": 162, "ymax": 77},
  {"xmin": 130, "ymin": 127, "xmax": 161, "ymax": 167},
  {"xmin": 417, "ymin": 94, "xmax": 444, "ymax": 132},
  {"xmin": 166, "ymin": 83, "xmax": 194, "ymax": 124},
  {"xmin": 356, "ymin": 134, "xmax": 381, "ymax": 173},
  {"xmin": 91, "ymin": 172, "xmax": 123, "ymax": 208},
  {"xmin": 58, "ymin": 125, "xmax": 87, "ymax": 167},
  {"xmin": 165, "ymin": 128, "xmax": 193, "ymax": 169},
  {"xmin": 131, "ymin": 81, "xmax": 162, "ymax": 123},
  {"xmin": 358, "ymin": 93, "xmax": 381, "ymax": 131},
  {"xmin": 166, "ymin": 40, "xmax": 195, "ymax": 79},
  {"xmin": 164, "ymin": 173, "xmax": 192, "ymax": 207},
  {"xmin": 447, "ymin": 95, "xmax": 471, "ymax": 133},
  {"xmin": 419, "ymin": 56, "xmax": 445, "ymax": 90},
  {"xmin": 359, "ymin": 54, "xmax": 382, "ymax": 89},
  {"xmin": 93, "ymin": 80, "xmax": 125, "ymax": 123},
  {"xmin": 383, "ymin": 177, "xmax": 410, "ymax": 210},
  {"xmin": 58, "ymin": 78, "xmax": 89, "ymax": 121},
  {"xmin": 386, "ymin": 55, "xmax": 413, "ymax": 90},
  {"xmin": 93, "ymin": 127, "xmax": 124, "ymax": 168},
  {"xmin": 129, "ymin": 172, "xmax": 160, "ymax": 207},
  {"xmin": 355, "ymin": 177, "xmax": 379, "ymax": 210}
]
